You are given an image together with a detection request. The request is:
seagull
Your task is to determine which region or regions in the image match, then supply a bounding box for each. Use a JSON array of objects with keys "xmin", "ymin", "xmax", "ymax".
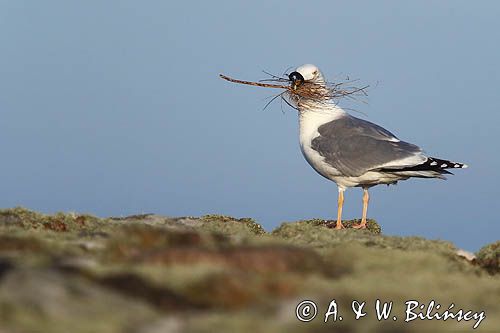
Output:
[{"xmin": 287, "ymin": 64, "xmax": 467, "ymax": 230}]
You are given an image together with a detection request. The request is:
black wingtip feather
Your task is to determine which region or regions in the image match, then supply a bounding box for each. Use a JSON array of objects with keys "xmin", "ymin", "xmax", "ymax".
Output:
[{"xmin": 380, "ymin": 157, "xmax": 467, "ymax": 174}]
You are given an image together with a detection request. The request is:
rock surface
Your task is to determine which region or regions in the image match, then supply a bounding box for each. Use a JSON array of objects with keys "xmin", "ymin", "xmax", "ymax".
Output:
[{"xmin": 0, "ymin": 207, "xmax": 498, "ymax": 332}]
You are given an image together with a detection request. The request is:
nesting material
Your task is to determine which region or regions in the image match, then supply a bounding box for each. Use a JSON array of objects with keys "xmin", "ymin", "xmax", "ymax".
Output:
[{"xmin": 219, "ymin": 73, "xmax": 368, "ymax": 108}]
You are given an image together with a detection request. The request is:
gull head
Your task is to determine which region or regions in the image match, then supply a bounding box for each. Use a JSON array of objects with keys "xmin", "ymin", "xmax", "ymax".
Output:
[
  {"xmin": 286, "ymin": 64, "xmax": 333, "ymax": 111},
  {"xmin": 288, "ymin": 64, "xmax": 326, "ymax": 90}
]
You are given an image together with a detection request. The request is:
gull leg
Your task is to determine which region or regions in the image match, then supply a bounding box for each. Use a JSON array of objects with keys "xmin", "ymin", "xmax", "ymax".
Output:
[
  {"xmin": 353, "ymin": 188, "xmax": 369, "ymax": 229},
  {"xmin": 335, "ymin": 188, "xmax": 345, "ymax": 229}
]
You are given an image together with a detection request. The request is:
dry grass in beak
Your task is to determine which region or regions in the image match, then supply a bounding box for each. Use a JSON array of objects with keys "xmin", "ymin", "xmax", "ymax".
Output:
[{"xmin": 219, "ymin": 72, "xmax": 369, "ymax": 108}]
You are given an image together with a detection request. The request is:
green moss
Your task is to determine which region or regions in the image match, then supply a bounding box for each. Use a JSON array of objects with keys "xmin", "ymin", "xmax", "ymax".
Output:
[
  {"xmin": 476, "ymin": 241, "xmax": 500, "ymax": 274},
  {"xmin": 0, "ymin": 207, "xmax": 498, "ymax": 332},
  {"xmin": 0, "ymin": 207, "xmax": 107, "ymax": 232},
  {"xmin": 0, "ymin": 207, "xmax": 45, "ymax": 228},
  {"xmin": 200, "ymin": 214, "xmax": 266, "ymax": 235},
  {"xmin": 272, "ymin": 219, "xmax": 456, "ymax": 257},
  {"xmin": 273, "ymin": 218, "xmax": 381, "ymax": 237}
]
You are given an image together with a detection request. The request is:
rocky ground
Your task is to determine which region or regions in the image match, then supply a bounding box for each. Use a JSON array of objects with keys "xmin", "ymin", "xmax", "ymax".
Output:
[{"xmin": 0, "ymin": 207, "xmax": 498, "ymax": 333}]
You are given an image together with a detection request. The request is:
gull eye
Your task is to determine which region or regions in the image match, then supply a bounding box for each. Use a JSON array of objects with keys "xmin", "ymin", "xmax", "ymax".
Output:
[
  {"xmin": 288, "ymin": 71, "xmax": 305, "ymax": 90},
  {"xmin": 288, "ymin": 71, "xmax": 304, "ymax": 82}
]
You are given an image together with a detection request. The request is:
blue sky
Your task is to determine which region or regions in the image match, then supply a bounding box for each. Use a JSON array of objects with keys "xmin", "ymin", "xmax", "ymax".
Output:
[{"xmin": 1, "ymin": 1, "xmax": 498, "ymax": 251}]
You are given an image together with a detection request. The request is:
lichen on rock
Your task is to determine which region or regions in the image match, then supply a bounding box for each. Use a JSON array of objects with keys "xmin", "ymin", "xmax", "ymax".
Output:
[
  {"xmin": 476, "ymin": 241, "xmax": 500, "ymax": 274},
  {"xmin": 0, "ymin": 207, "xmax": 498, "ymax": 333}
]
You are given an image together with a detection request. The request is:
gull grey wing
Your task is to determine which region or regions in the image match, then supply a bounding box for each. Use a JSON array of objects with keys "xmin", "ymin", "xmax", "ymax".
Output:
[
  {"xmin": 311, "ymin": 115, "xmax": 426, "ymax": 177},
  {"xmin": 319, "ymin": 115, "xmax": 399, "ymax": 141}
]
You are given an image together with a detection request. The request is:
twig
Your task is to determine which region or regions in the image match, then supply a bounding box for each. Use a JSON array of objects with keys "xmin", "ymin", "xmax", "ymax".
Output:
[
  {"xmin": 219, "ymin": 72, "xmax": 369, "ymax": 108},
  {"xmin": 219, "ymin": 74, "xmax": 289, "ymax": 90}
]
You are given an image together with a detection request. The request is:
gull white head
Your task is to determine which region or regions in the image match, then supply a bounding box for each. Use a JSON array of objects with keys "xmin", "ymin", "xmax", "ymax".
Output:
[
  {"xmin": 288, "ymin": 64, "xmax": 326, "ymax": 89},
  {"xmin": 287, "ymin": 64, "xmax": 337, "ymax": 113}
]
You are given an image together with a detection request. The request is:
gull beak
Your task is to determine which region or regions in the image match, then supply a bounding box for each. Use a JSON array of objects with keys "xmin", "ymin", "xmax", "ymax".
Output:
[{"xmin": 292, "ymin": 79, "xmax": 303, "ymax": 91}]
